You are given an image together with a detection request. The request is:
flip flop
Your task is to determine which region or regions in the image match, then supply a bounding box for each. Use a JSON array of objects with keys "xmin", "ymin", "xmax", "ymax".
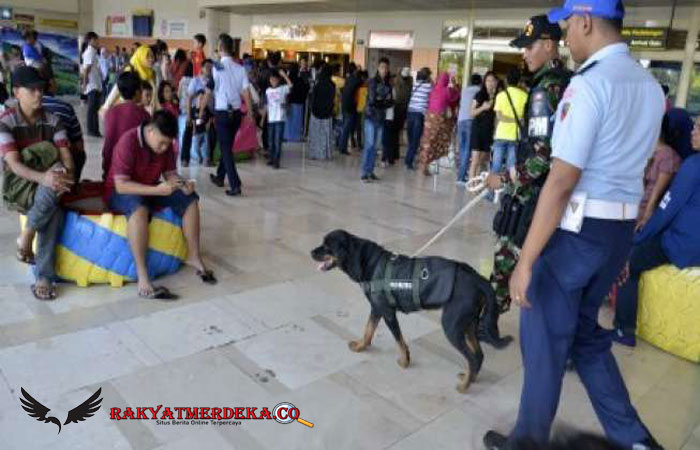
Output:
[
  {"xmin": 31, "ymin": 283, "xmax": 57, "ymax": 301},
  {"xmin": 16, "ymin": 246, "xmax": 35, "ymax": 265},
  {"xmin": 196, "ymin": 269, "xmax": 217, "ymax": 285},
  {"xmin": 138, "ymin": 286, "xmax": 179, "ymax": 301}
]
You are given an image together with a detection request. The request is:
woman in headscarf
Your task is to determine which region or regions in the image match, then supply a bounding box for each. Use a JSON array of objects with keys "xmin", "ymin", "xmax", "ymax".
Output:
[
  {"xmin": 419, "ymin": 72, "xmax": 459, "ymax": 175},
  {"xmin": 308, "ymin": 65, "xmax": 336, "ymax": 160},
  {"xmin": 100, "ymin": 45, "xmax": 156, "ymax": 115}
]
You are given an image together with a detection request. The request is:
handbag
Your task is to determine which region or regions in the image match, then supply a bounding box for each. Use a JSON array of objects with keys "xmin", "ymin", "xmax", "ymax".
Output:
[{"xmin": 491, "ymin": 88, "xmax": 529, "ymax": 238}]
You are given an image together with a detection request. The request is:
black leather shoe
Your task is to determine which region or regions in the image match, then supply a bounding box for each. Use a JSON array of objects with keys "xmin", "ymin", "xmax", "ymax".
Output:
[
  {"xmin": 369, "ymin": 173, "xmax": 380, "ymax": 181},
  {"xmin": 209, "ymin": 174, "xmax": 224, "ymax": 187},
  {"xmin": 635, "ymin": 437, "xmax": 664, "ymax": 450},
  {"xmin": 225, "ymin": 188, "xmax": 242, "ymax": 197},
  {"xmin": 483, "ymin": 431, "xmax": 508, "ymax": 450}
]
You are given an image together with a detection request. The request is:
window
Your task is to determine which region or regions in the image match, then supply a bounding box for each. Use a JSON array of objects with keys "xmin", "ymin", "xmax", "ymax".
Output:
[
  {"xmin": 645, "ymin": 61, "xmax": 681, "ymax": 107},
  {"xmin": 688, "ymin": 63, "xmax": 700, "ymax": 116}
]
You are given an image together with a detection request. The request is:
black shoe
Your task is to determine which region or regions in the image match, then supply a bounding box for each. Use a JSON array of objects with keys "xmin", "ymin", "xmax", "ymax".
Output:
[
  {"xmin": 209, "ymin": 174, "xmax": 224, "ymax": 187},
  {"xmin": 273, "ymin": 160, "xmax": 280, "ymax": 169},
  {"xmin": 635, "ymin": 437, "xmax": 664, "ymax": 450},
  {"xmin": 225, "ymin": 188, "xmax": 242, "ymax": 196},
  {"xmin": 483, "ymin": 431, "xmax": 508, "ymax": 450},
  {"xmin": 340, "ymin": 150, "xmax": 350, "ymax": 155},
  {"xmin": 369, "ymin": 173, "xmax": 380, "ymax": 181},
  {"xmin": 361, "ymin": 175, "xmax": 371, "ymax": 183},
  {"xmin": 406, "ymin": 164, "xmax": 416, "ymax": 171},
  {"xmin": 266, "ymin": 159, "xmax": 274, "ymax": 166}
]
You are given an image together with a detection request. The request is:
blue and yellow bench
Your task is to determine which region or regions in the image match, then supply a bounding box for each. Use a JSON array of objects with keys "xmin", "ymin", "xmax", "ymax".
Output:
[
  {"xmin": 21, "ymin": 182, "xmax": 188, "ymax": 287},
  {"xmin": 638, "ymin": 265, "xmax": 700, "ymax": 363}
]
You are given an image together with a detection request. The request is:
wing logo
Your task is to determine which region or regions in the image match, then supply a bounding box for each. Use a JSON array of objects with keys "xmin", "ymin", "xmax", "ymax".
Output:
[{"xmin": 20, "ymin": 387, "xmax": 103, "ymax": 434}]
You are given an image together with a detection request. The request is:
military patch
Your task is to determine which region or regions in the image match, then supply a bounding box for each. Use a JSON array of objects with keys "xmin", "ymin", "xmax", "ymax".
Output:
[{"xmin": 561, "ymin": 102, "xmax": 570, "ymax": 121}]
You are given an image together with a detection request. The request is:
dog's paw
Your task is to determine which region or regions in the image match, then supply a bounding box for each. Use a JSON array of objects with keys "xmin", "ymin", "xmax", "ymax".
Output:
[
  {"xmin": 456, "ymin": 372, "xmax": 472, "ymax": 393},
  {"xmin": 348, "ymin": 340, "xmax": 367, "ymax": 352},
  {"xmin": 397, "ymin": 356, "xmax": 410, "ymax": 369},
  {"xmin": 456, "ymin": 380, "xmax": 471, "ymax": 393}
]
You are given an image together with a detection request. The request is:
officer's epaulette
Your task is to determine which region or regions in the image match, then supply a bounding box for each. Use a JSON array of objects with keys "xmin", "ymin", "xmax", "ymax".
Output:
[{"xmin": 574, "ymin": 61, "xmax": 599, "ymax": 77}]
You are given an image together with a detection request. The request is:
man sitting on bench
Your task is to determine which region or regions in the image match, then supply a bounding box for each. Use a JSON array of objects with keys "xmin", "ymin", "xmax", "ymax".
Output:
[{"xmin": 104, "ymin": 110, "xmax": 216, "ymax": 300}]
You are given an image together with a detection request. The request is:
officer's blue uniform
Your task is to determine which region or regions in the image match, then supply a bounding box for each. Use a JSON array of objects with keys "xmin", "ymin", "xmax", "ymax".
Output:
[{"xmin": 511, "ymin": 22, "xmax": 665, "ymax": 450}]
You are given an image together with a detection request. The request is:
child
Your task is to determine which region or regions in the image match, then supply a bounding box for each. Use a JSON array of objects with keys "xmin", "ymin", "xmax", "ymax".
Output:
[
  {"xmin": 158, "ymin": 81, "xmax": 179, "ymax": 119},
  {"xmin": 186, "ymin": 59, "xmax": 213, "ymax": 166},
  {"xmin": 265, "ymin": 69, "xmax": 292, "ymax": 169},
  {"xmin": 141, "ymin": 81, "xmax": 154, "ymax": 116}
]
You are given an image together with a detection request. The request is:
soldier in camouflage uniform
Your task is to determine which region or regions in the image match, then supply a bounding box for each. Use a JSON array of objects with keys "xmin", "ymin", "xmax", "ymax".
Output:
[{"xmin": 483, "ymin": 15, "xmax": 572, "ymax": 329}]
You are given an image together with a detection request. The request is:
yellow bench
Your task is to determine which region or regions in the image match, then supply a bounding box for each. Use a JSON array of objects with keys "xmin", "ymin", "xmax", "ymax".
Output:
[{"xmin": 638, "ymin": 265, "xmax": 700, "ymax": 363}]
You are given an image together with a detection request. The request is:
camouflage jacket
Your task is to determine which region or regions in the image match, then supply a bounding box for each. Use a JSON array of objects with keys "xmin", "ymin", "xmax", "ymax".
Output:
[{"xmin": 504, "ymin": 59, "xmax": 572, "ymax": 201}]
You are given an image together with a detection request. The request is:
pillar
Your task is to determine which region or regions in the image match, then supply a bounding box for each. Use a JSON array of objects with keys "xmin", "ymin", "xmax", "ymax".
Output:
[
  {"xmin": 676, "ymin": 7, "xmax": 700, "ymax": 108},
  {"xmin": 462, "ymin": 9, "xmax": 475, "ymax": 87}
]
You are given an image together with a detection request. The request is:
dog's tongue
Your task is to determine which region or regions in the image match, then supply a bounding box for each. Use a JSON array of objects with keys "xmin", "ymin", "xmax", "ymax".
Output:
[{"xmin": 317, "ymin": 261, "xmax": 327, "ymax": 271}]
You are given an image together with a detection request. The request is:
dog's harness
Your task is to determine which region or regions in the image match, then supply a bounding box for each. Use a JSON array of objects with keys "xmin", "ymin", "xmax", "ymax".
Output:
[{"xmin": 361, "ymin": 253, "xmax": 430, "ymax": 313}]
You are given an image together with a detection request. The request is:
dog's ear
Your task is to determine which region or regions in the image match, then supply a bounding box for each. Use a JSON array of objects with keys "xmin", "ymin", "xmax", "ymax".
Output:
[
  {"xmin": 327, "ymin": 230, "xmax": 365, "ymax": 281},
  {"xmin": 325, "ymin": 230, "xmax": 349, "ymax": 262}
]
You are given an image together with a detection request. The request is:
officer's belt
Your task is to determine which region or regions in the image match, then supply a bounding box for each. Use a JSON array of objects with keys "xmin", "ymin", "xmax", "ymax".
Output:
[{"xmin": 361, "ymin": 254, "xmax": 424, "ymax": 311}]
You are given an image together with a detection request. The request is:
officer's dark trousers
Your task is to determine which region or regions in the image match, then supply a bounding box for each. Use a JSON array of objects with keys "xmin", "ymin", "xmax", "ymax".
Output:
[
  {"xmin": 214, "ymin": 110, "xmax": 242, "ymax": 190},
  {"xmin": 512, "ymin": 218, "xmax": 651, "ymax": 447}
]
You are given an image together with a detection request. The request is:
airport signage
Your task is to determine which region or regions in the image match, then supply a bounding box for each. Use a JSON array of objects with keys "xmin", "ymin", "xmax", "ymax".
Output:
[{"xmin": 621, "ymin": 27, "xmax": 668, "ymax": 50}]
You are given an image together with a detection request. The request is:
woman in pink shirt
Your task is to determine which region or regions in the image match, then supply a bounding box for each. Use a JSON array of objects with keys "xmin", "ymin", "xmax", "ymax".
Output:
[
  {"xmin": 419, "ymin": 73, "xmax": 460, "ymax": 176},
  {"xmin": 636, "ymin": 109, "xmax": 689, "ymax": 231}
]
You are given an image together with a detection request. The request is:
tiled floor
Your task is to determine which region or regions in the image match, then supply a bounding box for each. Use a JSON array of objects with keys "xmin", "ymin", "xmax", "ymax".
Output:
[{"xmin": 0, "ymin": 105, "xmax": 698, "ymax": 449}]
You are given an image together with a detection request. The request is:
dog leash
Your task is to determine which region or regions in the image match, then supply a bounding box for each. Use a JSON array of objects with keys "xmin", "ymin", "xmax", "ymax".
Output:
[{"xmin": 411, "ymin": 172, "xmax": 495, "ymax": 258}]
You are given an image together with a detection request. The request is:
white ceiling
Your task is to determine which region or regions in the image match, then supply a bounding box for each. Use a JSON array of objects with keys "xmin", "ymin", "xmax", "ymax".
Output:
[{"xmin": 213, "ymin": 0, "xmax": 700, "ymax": 15}]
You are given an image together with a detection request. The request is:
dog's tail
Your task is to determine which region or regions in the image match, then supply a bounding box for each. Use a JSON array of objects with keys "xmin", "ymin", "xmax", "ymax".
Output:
[{"xmin": 475, "ymin": 274, "xmax": 513, "ymax": 349}]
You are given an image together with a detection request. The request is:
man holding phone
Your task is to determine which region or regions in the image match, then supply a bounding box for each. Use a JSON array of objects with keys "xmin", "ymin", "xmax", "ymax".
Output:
[
  {"xmin": 1, "ymin": 66, "xmax": 74, "ymax": 301},
  {"xmin": 104, "ymin": 111, "xmax": 216, "ymax": 300}
]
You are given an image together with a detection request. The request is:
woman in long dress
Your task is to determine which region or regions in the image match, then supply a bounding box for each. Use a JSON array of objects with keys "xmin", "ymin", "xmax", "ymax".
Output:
[
  {"xmin": 308, "ymin": 66, "xmax": 336, "ymax": 160},
  {"xmin": 419, "ymin": 73, "xmax": 459, "ymax": 175}
]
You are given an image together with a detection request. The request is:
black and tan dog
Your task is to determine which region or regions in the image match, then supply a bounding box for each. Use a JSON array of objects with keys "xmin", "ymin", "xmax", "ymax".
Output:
[{"xmin": 311, "ymin": 229, "xmax": 512, "ymax": 393}]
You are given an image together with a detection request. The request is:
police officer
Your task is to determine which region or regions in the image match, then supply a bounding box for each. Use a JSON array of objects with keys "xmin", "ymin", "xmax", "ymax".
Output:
[
  {"xmin": 480, "ymin": 15, "xmax": 572, "ymax": 345},
  {"xmin": 484, "ymin": 1, "xmax": 665, "ymax": 449},
  {"xmin": 206, "ymin": 33, "xmax": 253, "ymax": 197}
]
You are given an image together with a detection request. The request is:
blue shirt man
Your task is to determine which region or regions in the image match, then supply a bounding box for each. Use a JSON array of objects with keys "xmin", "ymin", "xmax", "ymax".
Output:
[{"xmin": 484, "ymin": 1, "xmax": 665, "ymax": 449}]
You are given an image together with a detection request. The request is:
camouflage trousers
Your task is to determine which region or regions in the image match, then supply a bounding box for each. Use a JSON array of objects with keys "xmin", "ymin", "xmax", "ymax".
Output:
[{"xmin": 490, "ymin": 235, "xmax": 521, "ymax": 313}]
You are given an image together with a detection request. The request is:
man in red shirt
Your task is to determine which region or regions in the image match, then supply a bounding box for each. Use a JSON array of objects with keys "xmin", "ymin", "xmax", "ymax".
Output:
[
  {"xmin": 102, "ymin": 71, "xmax": 151, "ymax": 179},
  {"xmin": 105, "ymin": 111, "xmax": 216, "ymax": 299},
  {"xmin": 191, "ymin": 34, "xmax": 207, "ymax": 77}
]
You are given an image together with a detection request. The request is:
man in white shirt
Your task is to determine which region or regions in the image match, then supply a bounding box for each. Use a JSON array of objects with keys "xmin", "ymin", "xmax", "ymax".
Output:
[
  {"xmin": 205, "ymin": 34, "xmax": 253, "ymax": 197},
  {"xmin": 81, "ymin": 32, "xmax": 102, "ymax": 137}
]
